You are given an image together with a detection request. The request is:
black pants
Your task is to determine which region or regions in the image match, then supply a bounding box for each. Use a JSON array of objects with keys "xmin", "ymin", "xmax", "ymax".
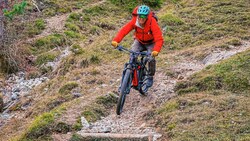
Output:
[{"xmin": 131, "ymin": 39, "xmax": 156, "ymax": 76}]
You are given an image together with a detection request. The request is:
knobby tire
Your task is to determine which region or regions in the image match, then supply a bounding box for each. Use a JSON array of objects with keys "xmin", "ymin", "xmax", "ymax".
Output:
[
  {"xmin": 139, "ymin": 67, "xmax": 147, "ymax": 95},
  {"xmin": 116, "ymin": 69, "xmax": 131, "ymax": 115}
]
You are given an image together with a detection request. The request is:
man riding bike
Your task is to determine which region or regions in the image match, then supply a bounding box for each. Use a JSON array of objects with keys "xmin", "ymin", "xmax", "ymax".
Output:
[{"xmin": 111, "ymin": 5, "xmax": 164, "ymax": 93}]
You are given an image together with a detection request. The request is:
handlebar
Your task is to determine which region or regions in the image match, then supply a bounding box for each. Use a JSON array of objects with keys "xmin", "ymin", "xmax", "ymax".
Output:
[{"xmin": 116, "ymin": 45, "xmax": 149, "ymax": 56}]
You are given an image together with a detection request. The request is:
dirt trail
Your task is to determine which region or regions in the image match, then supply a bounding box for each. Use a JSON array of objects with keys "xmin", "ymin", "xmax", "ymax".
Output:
[{"xmin": 76, "ymin": 41, "xmax": 250, "ymax": 140}]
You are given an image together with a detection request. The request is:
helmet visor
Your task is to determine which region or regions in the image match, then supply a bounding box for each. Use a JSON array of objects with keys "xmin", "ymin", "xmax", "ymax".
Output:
[{"xmin": 138, "ymin": 14, "xmax": 147, "ymax": 19}]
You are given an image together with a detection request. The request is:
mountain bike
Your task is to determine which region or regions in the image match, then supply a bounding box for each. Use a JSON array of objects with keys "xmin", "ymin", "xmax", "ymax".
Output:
[{"xmin": 116, "ymin": 45, "xmax": 151, "ymax": 115}]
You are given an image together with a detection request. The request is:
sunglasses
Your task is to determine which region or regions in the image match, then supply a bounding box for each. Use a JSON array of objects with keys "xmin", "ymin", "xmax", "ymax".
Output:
[{"xmin": 138, "ymin": 14, "xmax": 147, "ymax": 19}]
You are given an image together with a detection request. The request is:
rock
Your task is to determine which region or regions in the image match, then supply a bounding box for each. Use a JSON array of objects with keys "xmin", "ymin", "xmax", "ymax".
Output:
[
  {"xmin": 72, "ymin": 92, "xmax": 82, "ymax": 98},
  {"xmin": 81, "ymin": 117, "xmax": 90, "ymax": 129},
  {"xmin": 11, "ymin": 92, "xmax": 18, "ymax": 100},
  {"xmin": 101, "ymin": 127, "xmax": 111, "ymax": 133}
]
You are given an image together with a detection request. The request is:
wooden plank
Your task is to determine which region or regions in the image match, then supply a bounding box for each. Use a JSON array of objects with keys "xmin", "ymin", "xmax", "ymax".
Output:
[{"xmin": 77, "ymin": 133, "xmax": 153, "ymax": 141}]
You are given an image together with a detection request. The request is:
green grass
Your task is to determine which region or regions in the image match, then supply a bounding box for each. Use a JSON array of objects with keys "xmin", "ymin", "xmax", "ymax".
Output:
[
  {"xmin": 26, "ymin": 18, "xmax": 46, "ymax": 37},
  {"xmin": 12, "ymin": 105, "xmax": 69, "ymax": 141},
  {"xmin": 32, "ymin": 34, "xmax": 66, "ymax": 54},
  {"xmin": 156, "ymin": 92, "xmax": 250, "ymax": 141},
  {"xmin": 108, "ymin": 0, "xmax": 163, "ymax": 12},
  {"xmin": 175, "ymin": 50, "xmax": 250, "ymax": 95},
  {"xmin": 59, "ymin": 82, "xmax": 79, "ymax": 94},
  {"xmin": 162, "ymin": 0, "xmax": 250, "ymax": 50},
  {"xmin": 40, "ymin": 0, "xmax": 93, "ymax": 16},
  {"xmin": 81, "ymin": 93, "xmax": 117, "ymax": 123},
  {"xmin": 35, "ymin": 52, "xmax": 59, "ymax": 66}
]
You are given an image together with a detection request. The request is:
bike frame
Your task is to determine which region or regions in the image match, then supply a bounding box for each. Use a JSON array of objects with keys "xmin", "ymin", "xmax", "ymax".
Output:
[
  {"xmin": 116, "ymin": 45, "xmax": 150, "ymax": 115},
  {"xmin": 118, "ymin": 46, "xmax": 149, "ymax": 93}
]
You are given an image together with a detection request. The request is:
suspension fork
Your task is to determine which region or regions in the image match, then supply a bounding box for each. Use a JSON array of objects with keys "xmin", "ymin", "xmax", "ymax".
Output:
[{"xmin": 121, "ymin": 63, "xmax": 132, "ymax": 84}]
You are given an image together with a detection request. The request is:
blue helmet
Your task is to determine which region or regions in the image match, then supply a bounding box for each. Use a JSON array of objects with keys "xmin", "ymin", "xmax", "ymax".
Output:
[{"xmin": 137, "ymin": 5, "xmax": 150, "ymax": 15}]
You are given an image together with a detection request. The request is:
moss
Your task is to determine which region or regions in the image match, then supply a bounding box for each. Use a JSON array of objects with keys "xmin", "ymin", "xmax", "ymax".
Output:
[{"xmin": 59, "ymin": 82, "xmax": 79, "ymax": 94}]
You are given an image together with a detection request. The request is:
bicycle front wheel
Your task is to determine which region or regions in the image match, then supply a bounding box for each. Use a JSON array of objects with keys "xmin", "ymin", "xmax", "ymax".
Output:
[
  {"xmin": 116, "ymin": 69, "xmax": 132, "ymax": 115},
  {"xmin": 139, "ymin": 67, "xmax": 147, "ymax": 95}
]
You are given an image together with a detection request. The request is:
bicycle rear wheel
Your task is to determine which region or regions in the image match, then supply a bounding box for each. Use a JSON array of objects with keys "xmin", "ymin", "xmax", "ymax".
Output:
[{"xmin": 116, "ymin": 69, "xmax": 132, "ymax": 115}]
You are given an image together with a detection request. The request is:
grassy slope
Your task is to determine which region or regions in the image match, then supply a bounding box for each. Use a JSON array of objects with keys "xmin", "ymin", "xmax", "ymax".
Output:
[
  {"xmin": 1, "ymin": 0, "xmax": 250, "ymax": 140},
  {"xmin": 156, "ymin": 0, "xmax": 250, "ymax": 140},
  {"xmin": 1, "ymin": 0, "xmax": 161, "ymax": 140}
]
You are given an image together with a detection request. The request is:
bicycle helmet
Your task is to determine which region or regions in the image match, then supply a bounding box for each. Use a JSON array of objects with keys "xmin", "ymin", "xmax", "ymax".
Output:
[{"xmin": 137, "ymin": 5, "xmax": 150, "ymax": 15}]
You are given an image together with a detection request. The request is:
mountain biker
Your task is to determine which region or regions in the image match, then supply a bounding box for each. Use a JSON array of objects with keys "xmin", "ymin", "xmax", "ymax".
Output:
[{"xmin": 111, "ymin": 5, "xmax": 164, "ymax": 93}]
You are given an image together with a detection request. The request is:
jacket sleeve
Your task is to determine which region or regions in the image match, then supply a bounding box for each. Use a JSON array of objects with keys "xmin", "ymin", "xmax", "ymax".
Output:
[
  {"xmin": 113, "ymin": 19, "xmax": 135, "ymax": 43},
  {"xmin": 151, "ymin": 19, "xmax": 164, "ymax": 52}
]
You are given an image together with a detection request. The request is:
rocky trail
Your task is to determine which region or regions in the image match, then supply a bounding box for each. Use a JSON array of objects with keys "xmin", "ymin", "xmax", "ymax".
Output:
[
  {"xmin": 0, "ymin": 0, "xmax": 249, "ymax": 140},
  {"xmin": 74, "ymin": 41, "xmax": 250, "ymax": 141},
  {"xmin": 1, "ymin": 37, "xmax": 249, "ymax": 140}
]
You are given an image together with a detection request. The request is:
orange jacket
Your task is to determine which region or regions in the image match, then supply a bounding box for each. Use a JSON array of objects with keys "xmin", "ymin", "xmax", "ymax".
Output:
[{"xmin": 113, "ymin": 8, "xmax": 164, "ymax": 52}]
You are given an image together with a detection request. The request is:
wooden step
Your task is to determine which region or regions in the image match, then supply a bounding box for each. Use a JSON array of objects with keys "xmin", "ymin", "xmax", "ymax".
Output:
[{"xmin": 76, "ymin": 133, "xmax": 154, "ymax": 141}]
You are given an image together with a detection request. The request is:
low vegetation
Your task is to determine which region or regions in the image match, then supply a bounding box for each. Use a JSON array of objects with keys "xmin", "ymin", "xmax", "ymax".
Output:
[
  {"xmin": 156, "ymin": 91, "xmax": 250, "ymax": 140},
  {"xmin": 161, "ymin": 0, "xmax": 250, "ymax": 50},
  {"xmin": 82, "ymin": 93, "xmax": 118, "ymax": 122},
  {"xmin": 154, "ymin": 0, "xmax": 250, "ymax": 140},
  {"xmin": 1, "ymin": 0, "xmax": 250, "ymax": 140},
  {"xmin": 175, "ymin": 50, "xmax": 250, "ymax": 95}
]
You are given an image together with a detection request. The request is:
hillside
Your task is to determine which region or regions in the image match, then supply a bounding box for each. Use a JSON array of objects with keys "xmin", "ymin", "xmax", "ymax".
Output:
[{"xmin": 0, "ymin": 0, "xmax": 250, "ymax": 141}]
